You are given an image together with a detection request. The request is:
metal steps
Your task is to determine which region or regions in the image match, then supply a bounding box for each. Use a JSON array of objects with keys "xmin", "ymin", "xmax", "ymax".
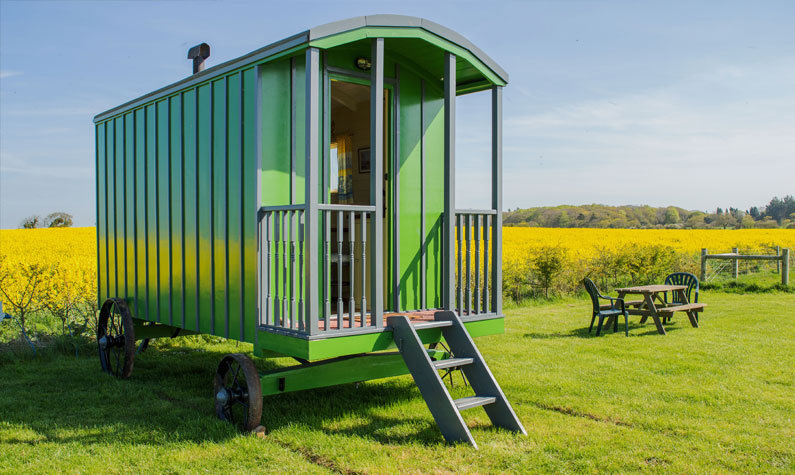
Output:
[
  {"xmin": 387, "ymin": 311, "xmax": 526, "ymax": 448},
  {"xmin": 411, "ymin": 320, "xmax": 453, "ymax": 330},
  {"xmin": 454, "ymin": 396, "xmax": 497, "ymax": 410},
  {"xmin": 433, "ymin": 357, "xmax": 474, "ymax": 370}
]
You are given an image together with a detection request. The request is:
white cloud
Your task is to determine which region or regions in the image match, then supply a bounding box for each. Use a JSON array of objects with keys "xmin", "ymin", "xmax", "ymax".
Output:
[
  {"xmin": 0, "ymin": 70, "xmax": 23, "ymax": 79},
  {"xmin": 494, "ymin": 61, "xmax": 795, "ymax": 211},
  {"xmin": 0, "ymin": 152, "xmax": 92, "ymax": 180}
]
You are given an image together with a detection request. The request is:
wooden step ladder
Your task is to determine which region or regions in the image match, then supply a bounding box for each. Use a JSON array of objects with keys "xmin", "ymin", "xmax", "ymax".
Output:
[{"xmin": 388, "ymin": 311, "xmax": 526, "ymax": 448}]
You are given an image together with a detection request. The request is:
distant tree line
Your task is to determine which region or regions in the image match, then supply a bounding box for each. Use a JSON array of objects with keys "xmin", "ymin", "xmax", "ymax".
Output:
[
  {"xmin": 504, "ymin": 195, "xmax": 795, "ymax": 229},
  {"xmin": 20, "ymin": 212, "xmax": 74, "ymax": 229}
]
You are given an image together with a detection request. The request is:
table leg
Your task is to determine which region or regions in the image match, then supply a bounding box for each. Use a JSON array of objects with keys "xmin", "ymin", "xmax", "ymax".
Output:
[
  {"xmin": 645, "ymin": 293, "xmax": 666, "ymax": 335},
  {"xmin": 676, "ymin": 289, "xmax": 698, "ymax": 328}
]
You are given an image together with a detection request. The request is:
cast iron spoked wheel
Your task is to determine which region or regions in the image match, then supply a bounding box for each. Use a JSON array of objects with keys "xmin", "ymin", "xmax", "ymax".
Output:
[
  {"xmin": 97, "ymin": 298, "xmax": 136, "ymax": 378},
  {"xmin": 214, "ymin": 353, "xmax": 262, "ymax": 432}
]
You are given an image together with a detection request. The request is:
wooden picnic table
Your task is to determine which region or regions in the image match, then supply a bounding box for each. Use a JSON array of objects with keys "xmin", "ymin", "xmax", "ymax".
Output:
[{"xmin": 613, "ymin": 284, "xmax": 700, "ymax": 335}]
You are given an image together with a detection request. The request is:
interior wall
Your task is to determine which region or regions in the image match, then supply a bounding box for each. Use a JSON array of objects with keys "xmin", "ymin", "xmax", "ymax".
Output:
[{"xmin": 329, "ymin": 81, "xmax": 371, "ymax": 205}]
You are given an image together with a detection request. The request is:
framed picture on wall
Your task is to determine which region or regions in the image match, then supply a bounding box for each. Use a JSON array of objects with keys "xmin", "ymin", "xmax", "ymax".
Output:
[{"xmin": 358, "ymin": 147, "xmax": 370, "ymax": 173}]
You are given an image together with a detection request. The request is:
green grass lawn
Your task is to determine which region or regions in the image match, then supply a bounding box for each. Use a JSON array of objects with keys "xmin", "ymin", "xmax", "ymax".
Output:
[{"xmin": 1, "ymin": 291, "xmax": 793, "ymax": 473}]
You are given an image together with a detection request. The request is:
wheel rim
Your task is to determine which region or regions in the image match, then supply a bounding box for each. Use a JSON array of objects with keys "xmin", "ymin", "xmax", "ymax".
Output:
[
  {"xmin": 97, "ymin": 298, "xmax": 135, "ymax": 378},
  {"xmin": 214, "ymin": 354, "xmax": 262, "ymax": 432}
]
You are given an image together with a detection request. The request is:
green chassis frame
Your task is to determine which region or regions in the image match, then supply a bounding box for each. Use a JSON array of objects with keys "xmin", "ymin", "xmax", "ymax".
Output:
[{"xmin": 133, "ymin": 317, "xmax": 503, "ymax": 397}]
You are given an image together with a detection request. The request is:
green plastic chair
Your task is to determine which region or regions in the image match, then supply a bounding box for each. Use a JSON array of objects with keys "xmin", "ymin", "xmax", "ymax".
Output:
[
  {"xmin": 663, "ymin": 272, "xmax": 700, "ymax": 323},
  {"xmin": 582, "ymin": 278, "xmax": 628, "ymax": 336}
]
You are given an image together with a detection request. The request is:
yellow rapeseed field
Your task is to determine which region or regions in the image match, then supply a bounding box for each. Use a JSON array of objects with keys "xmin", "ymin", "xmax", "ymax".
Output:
[
  {"xmin": 1, "ymin": 227, "xmax": 793, "ymax": 317},
  {"xmin": 0, "ymin": 228, "xmax": 96, "ymax": 329},
  {"xmin": 503, "ymin": 227, "xmax": 795, "ymax": 262}
]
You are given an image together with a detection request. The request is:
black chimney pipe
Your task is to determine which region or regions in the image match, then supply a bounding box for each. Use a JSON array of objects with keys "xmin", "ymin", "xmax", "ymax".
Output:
[{"xmin": 187, "ymin": 43, "xmax": 210, "ymax": 74}]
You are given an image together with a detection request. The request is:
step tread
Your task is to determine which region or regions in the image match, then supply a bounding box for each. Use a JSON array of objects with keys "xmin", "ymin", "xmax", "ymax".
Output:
[
  {"xmin": 454, "ymin": 396, "xmax": 497, "ymax": 411},
  {"xmin": 412, "ymin": 320, "xmax": 453, "ymax": 330},
  {"xmin": 433, "ymin": 357, "xmax": 474, "ymax": 370}
]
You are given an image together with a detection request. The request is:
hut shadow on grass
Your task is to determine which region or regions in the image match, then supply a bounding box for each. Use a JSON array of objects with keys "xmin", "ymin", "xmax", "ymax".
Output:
[
  {"xmin": 263, "ymin": 381, "xmax": 446, "ymax": 446},
  {"xmin": 0, "ymin": 345, "xmax": 446, "ymax": 448}
]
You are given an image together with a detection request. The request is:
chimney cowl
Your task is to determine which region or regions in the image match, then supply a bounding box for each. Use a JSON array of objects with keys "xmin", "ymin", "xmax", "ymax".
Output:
[{"xmin": 188, "ymin": 43, "xmax": 211, "ymax": 74}]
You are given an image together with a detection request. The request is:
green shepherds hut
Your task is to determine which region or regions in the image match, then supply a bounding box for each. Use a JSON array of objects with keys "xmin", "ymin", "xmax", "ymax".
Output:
[{"xmin": 94, "ymin": 15, "xmax": 523, "ymax": 447}]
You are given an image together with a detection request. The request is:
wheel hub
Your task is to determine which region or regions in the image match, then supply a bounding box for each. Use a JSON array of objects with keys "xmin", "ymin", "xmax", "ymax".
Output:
[{"xmin": 215, "ymin": 388, "xmax": 230, "ymax": 405}]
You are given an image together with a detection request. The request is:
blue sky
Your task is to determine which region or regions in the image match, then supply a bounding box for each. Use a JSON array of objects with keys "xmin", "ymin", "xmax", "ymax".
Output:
[{"xmin": 1, "ymin": 0, "xmax": 793, "ymax": 228}]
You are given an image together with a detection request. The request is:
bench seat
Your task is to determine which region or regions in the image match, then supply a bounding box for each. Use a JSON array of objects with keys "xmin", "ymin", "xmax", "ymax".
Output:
[{"xmin": 658, "ymin": 303, "xmax": 706, "ymax": 314}]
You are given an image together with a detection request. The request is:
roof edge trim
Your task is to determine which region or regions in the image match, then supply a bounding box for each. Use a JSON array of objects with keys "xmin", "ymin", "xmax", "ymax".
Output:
[{"xmin": 308, "ymin": 15, "xmax": 508, "ymax": 83}]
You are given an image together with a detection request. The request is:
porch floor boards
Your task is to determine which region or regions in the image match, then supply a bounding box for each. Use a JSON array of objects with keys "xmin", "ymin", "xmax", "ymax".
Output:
[{"xmin": 320, "ymin": 309, "xmax": 484, "ymax": 330}]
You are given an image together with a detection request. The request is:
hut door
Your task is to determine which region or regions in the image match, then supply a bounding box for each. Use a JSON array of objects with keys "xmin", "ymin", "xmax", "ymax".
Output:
[{"xmin": 328, "ymin": 79, "xmax": 392, "ymax": 313}]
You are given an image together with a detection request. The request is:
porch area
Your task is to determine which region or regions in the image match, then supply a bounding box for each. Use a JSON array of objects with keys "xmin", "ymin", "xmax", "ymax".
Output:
[{"xmin": 256, "ymin": 37, "xmax": 505, "ymax": 340}]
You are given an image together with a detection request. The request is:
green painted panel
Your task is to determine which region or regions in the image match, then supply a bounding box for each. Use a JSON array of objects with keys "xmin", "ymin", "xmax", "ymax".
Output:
[
  {"xmin": 256, "ymin": 316, "xmax": 504, "ymax": 361},
  {"xmin": 398, "ymin": 69, "xmax": 422, "ymax": 311},
  {"xmin": 293, "ymin": 56, "xmax": 306, "ymax": 204},
  {"xmin": 242, "ymin": 67, "xmax": 258, "ymax": 343},
  {"xmin": 96, "ymin": 123, "xmax": 107, "ymax": 303},
  {"xmin": 134, "ymin": 110, "xmax": 147, "ymax": 320},
  {"xmin": 145, "ymin": 105, "xmax": 158, "ymax": 324},
  {"xmin": 226, "ymin": 73, "xmax": 243, "ymax": 340},
  {"xmin": 259, "ymin": 59, "xmax": 291, "ymax": 328},
  {"xmin": 182, "ymin": 89, "xmax": 199, "ymax": 332},
  {"xmin": 114, "ymin": 117, "xmax": 124, "ymax": 299},
  {"xmin": 212, "ymin": 79, "xmax": 228, "ymax": 337},
  {"xmin": 259, "ymin": 352, "xmax": 417, "ymax": 396},
  {"xmin": 325, "ymin": 46, "xmax": 397, "ymax": 80},
  {"xmin": 156, "ymin": 100, "xmax": 171, "ymax": 324},
  {"xmin": 169, "ymin": 95, "xmax": 184, "ymax": 328},
  {"xmin": 124, "ymin": 113, "xmax": 136, "ymax": 310},
  {"xmin": 197, "ymin": 84, "xmax": 213, "ymax": 334},
  {"xmin": 423, "ymin": 85, "xmax": 445, "ymax": 309},
  {"xmin": 260, "ymin": 59, "xmax": 291, "ymax": 206},
  {"xmin": 106, "ymin": 120, "xmax": 116, "ymax": 299}
]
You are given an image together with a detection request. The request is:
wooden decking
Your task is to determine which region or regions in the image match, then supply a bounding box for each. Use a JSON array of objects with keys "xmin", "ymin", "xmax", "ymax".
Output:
[
  {"xmin": 320, "ymin": 309, "xmax": 492, "ymax": 330},
  {"xmin": 320, "ymin": 309, "xmax": 438, "ymax": 331}
]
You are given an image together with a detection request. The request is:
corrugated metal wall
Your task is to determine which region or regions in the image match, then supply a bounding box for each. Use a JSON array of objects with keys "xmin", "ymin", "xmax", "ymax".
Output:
[{"xmin": 96, "ymin": 67, "xmax": 259, "ymax": 343}]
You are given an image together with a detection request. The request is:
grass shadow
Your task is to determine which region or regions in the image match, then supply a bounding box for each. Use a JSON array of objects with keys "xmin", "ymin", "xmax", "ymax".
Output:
[{"xmin": 0, "ymin": 343, "xmax": 449, "ymax": 448}]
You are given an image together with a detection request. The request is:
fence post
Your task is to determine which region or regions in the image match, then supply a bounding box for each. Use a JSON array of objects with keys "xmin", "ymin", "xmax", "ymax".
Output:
[
  {"xmin": 700, "ymin": 248, "xmax": 708, "ymax": 282},
  {"xmin": 732, "ymin": 247, "xmax": 739, "ymax": 279},
  {"xmin": 782, "ymin": 248, "xmax": 790, "ymax": 286},
  {"xmin": 776, "ymin": 245, "xmax": 781, "ymax": 274}
]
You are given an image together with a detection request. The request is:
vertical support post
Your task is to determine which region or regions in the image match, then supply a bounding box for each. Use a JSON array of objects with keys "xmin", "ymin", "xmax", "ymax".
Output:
[
  {"xmin": 443, "ymin": 52, "xmax": 456, "ymax": 311},
  {"xmin": 393, "ymin": 64, "xmax": 401, "ymax": 312},
  {"xmin": 305, "ymin": 47, "xmax": 320, "ymax": 335},
  {"xmin": 491, "ymin": 86, "xmax": 503, "ymax": 316},
  {"xmin": 732, "ymin": 247, "xmax": 739, "ymax": 279},
  {"xmin": 420, "ymin": 80, "xmax": 426, "ymax": 310},
  {"xmin": 370, "ymin": 38, "xmax": 384, "ymax": 327},
  {"xmin": 776, "ymin": 245, "xmax": 781, "ymax": 273},
  {"xmin": 782, "ymin": 248, "xmax": 790, "ymax": 286}
]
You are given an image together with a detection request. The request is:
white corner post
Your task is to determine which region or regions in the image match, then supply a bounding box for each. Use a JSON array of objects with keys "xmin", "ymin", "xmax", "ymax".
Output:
[
  {"xmin": 370, "ymin": 38, "xmax": 385, "ymax": 326},
  {"xmin": 491, "ymin": 86, "xmax": 503, "ymax": 316},
  {"xmin": 305, "ymin": 47, "xmax": 320, "ymax": 335},
  {"xmin": 443, "ymin": 52, "xmax": 456, "ymax": 311}
]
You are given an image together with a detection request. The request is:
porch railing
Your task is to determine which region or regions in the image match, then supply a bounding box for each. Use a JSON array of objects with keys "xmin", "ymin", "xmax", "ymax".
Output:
[
  {"xmin": 257, "ymin": 204, "xmax": 379, "ymax": 337},
  {"xmin": 455, "ymin": 209, "xmax": 498, "ymax": 317},
  {"xmin": 319, "ymin": 204, "xmax": 380, "ymax": 333},
  {"xmin": 258, "ymin": 205, "xmax": 307, "ymax": 332}
]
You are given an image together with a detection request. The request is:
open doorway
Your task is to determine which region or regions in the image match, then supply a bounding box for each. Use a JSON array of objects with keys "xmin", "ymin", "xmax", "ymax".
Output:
[{"xmin": 328, "ymin": 78, "xmax": 390, "ymax": 317}]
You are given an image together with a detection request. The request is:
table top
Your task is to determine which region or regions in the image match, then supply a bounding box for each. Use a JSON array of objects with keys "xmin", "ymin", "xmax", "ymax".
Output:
[{"xmin": 616, "ymin": 284, "xmax": 686, "ymax": 294}]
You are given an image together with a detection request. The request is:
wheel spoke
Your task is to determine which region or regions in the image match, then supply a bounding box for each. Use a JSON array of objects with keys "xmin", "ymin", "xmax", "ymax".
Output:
[{"xmin": 230, "ymin": 364, "xmax": 241, "ymax": 388}]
